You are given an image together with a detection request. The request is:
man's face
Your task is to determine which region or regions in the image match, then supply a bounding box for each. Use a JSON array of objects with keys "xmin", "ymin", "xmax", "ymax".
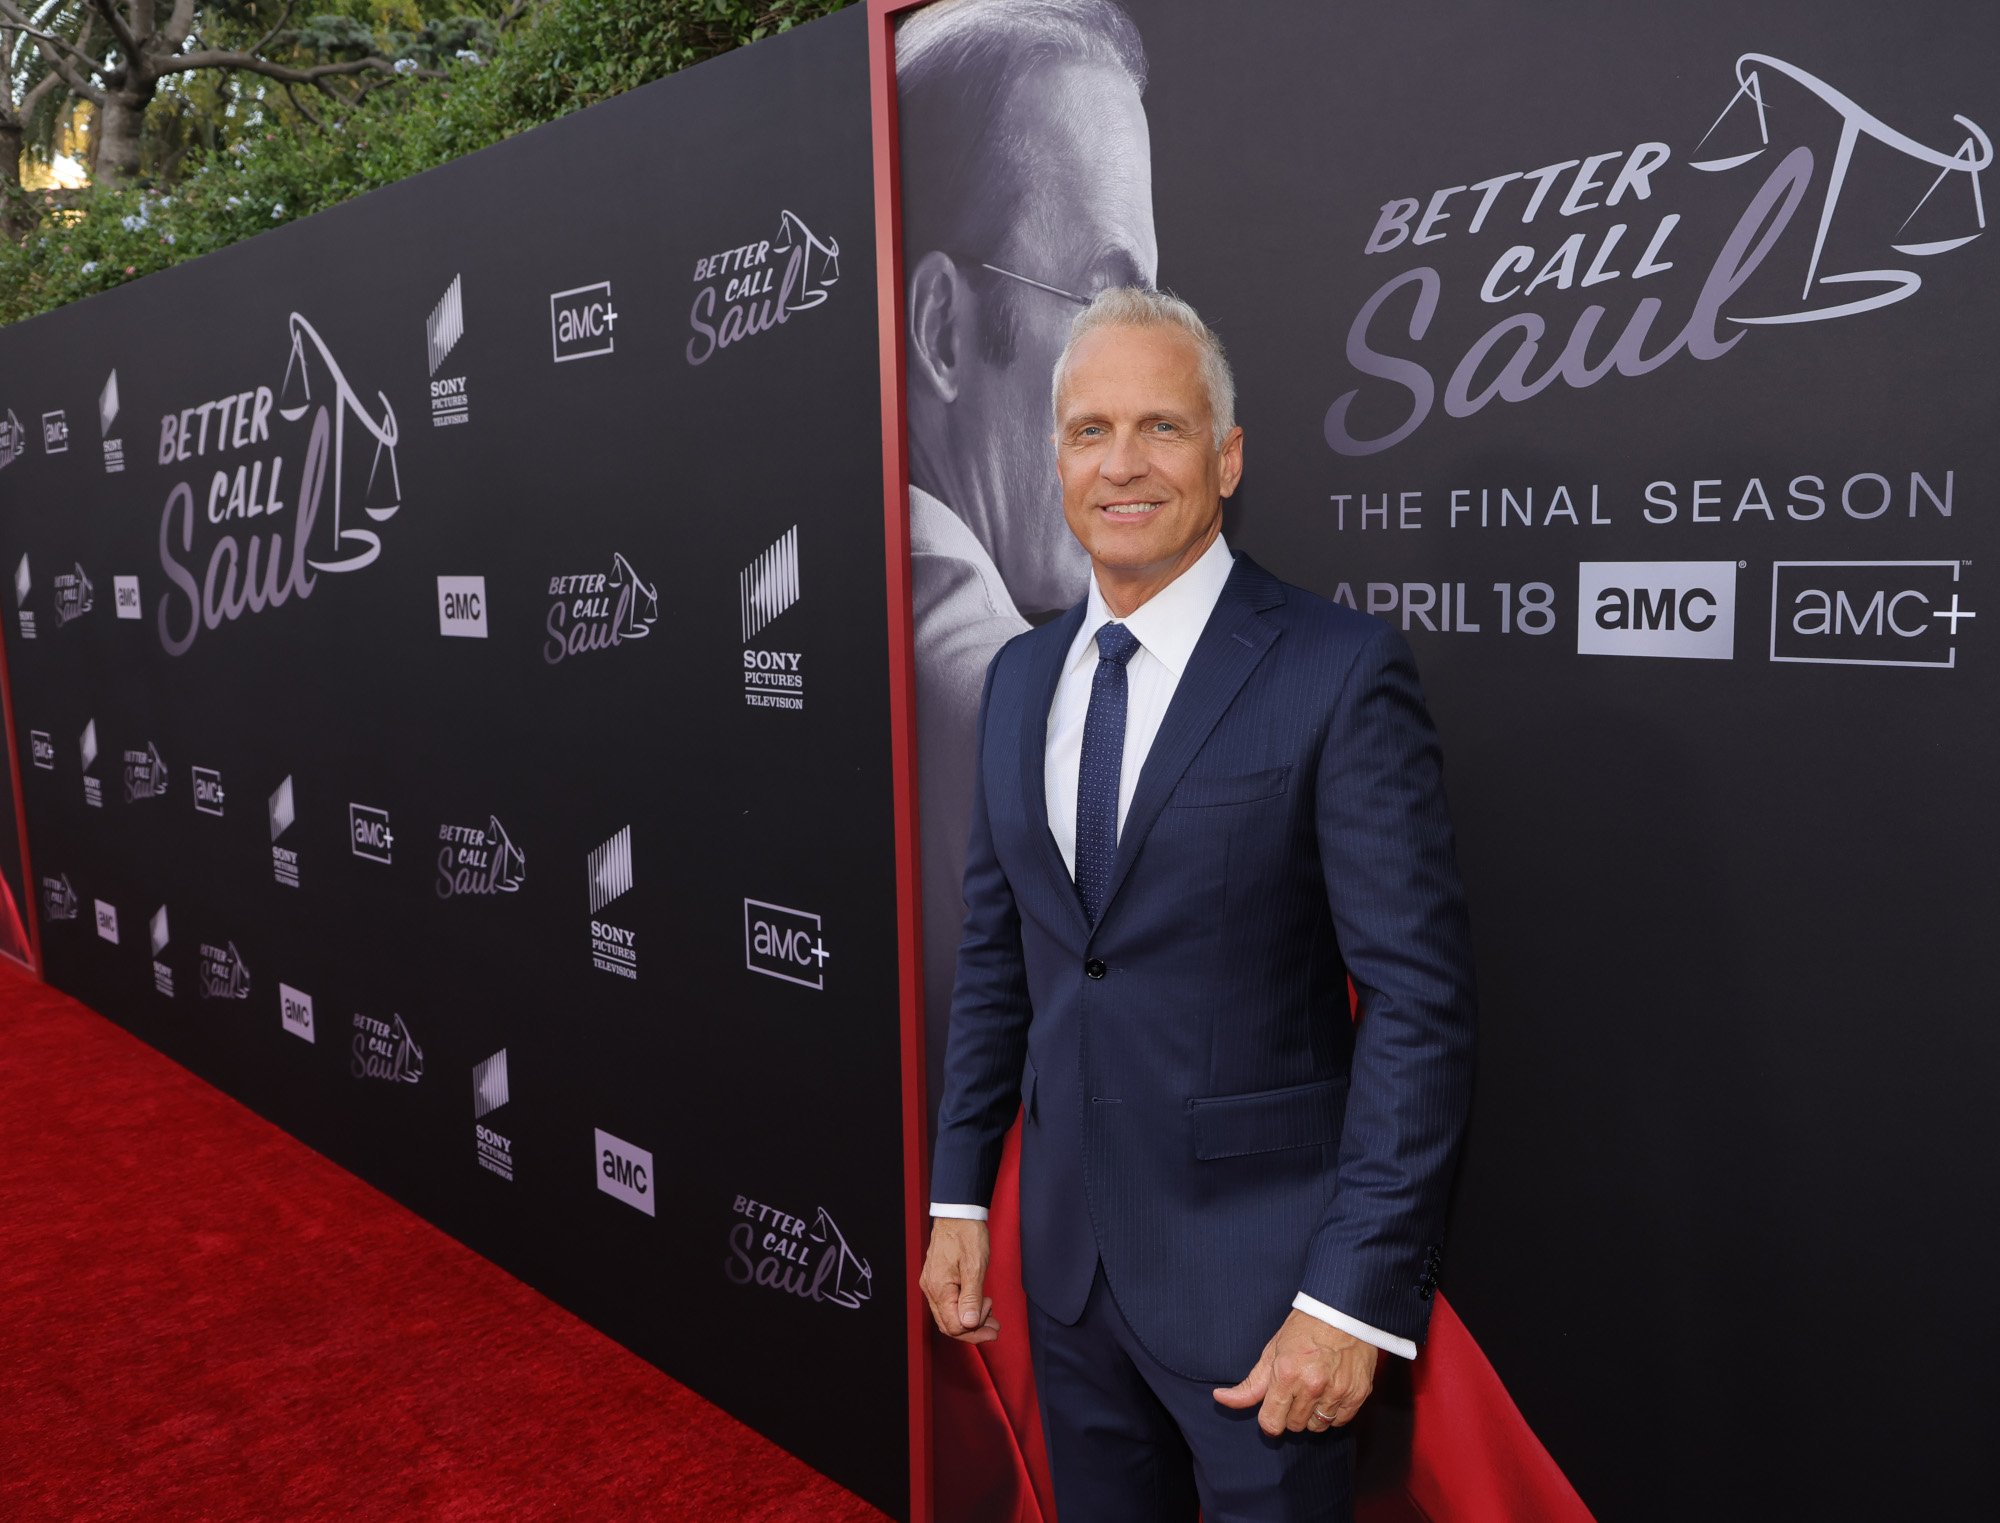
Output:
[
  {"xmin": 1055, "ymin": 323, "xmax": 1242, "ymax": 592},
  {"xmin": 949, "ymin": 64, "xmax": 1157, "ymax": 616}
]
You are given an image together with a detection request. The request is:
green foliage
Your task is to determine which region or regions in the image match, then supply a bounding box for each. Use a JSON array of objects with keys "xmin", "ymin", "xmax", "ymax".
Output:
[{"xmin": 0, "ymin": 0, "xmax": 854, "ymax": 325}]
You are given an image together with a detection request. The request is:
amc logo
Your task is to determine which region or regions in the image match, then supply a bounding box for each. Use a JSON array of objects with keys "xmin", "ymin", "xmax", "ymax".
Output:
[
  {"xmin": 1770, "ymin": 561, "xmax": 1972, "ymax": 669},
  {"xmin": 437, "ymin": 574, "xmax": 488, "ymax": 639},
  {"xmin": 551, "ymin": 282, "xmax": 617, "ymax": 363},
  {"xmin": 594, "ymin": 1127, "xmax": 655, "ymax": 1217},
  {"xmin": 279, "ymin": 982, "xmax": 315, "ymax": 1044},
  {"xmin": 744, "ymin": 898, "xmax": 829, "ymax": 991},
  {"xmin": 1576, "ymin": 561, "xmax": 1737, "ymax": 661},
  {"xmin": 349, "ymin": 803, "xmax": 394, "ymax": 864}
]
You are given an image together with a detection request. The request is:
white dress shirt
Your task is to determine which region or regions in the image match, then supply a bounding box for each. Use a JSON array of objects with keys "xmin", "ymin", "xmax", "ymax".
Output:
[{"xmin": 933, "ymin": 534, "xmax": 1416, "ymax": 1360}]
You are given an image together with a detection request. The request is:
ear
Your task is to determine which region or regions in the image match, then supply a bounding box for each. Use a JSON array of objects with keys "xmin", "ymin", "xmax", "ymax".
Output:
[
  {"xmin": 1217, "ymin": 426, "xmax": 1246, "ymax": 499},
  {"xmin": 907, "ymin": 250, "xmax": 967, "ymax": 406}
]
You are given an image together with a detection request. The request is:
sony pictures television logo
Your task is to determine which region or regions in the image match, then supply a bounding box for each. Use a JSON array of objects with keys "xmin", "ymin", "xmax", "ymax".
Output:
[
  {"xmin": 587, "ymin": 825, "xmax": 637, "ymax": 980},
  {"xmin": 744, "ymin": 899, "xmax": 829, "ymax": 990},
  {"xmin": 742, "ymin": 526, "xmax": 805, "ymax": 711},
  {"xmin": 101, "ymin": 371, "xmax": 124, "ymax": 472},
  {"xmin": 15, "ymin": 554, "xmax": 34, "ymax": 639},
  {"xmin": 726, "ymin": 1194, "xmax": 873, "ymax": 1312},
  {"xmin": 427, "ymin": 274, "xmax": 471, "ymax": 426},
  {"xmin": 270, "ymin": 774, "xmax": 301, "ymax": 887},
  {"xmin": 353, "ymin": 1012, "xmax": 424, "ymax": 1084},
  {"xmin": 1770, "ymin": 561, "xmax": 1974, "ymax": 668},
  {"xmin": 473, "ymin": 1049, "xmax": 513, "ymax": 1182},
  {"xmin": 551, "ymin": 281, "xmax": 617, "ymax": 362},
  {"xmin": 151, "ymin": 906, "xmax": 173, "ymax": 997},
  {"xmin": 1576, "ymin": 562, "xmax": 1738, "ymax": 660},
  {"xmin": 80, "ymin": 719, "xmax": 102, "ymax": 807}
]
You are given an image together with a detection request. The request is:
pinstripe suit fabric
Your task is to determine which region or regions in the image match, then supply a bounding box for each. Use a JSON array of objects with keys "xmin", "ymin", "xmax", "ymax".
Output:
[{"xmin": 931, "ymin": 552, "xmax": 1477, "ymax": 1389}]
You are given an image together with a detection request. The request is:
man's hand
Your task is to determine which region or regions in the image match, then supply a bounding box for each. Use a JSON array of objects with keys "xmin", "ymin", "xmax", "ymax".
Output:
[
  {"xmin": 1212, "ymin": 1310, "xmax": 1380, "ymax": 1435},
  {"xmin": 919, "ymin": 1217, "xmax": 1000, "ymax": 1344}
]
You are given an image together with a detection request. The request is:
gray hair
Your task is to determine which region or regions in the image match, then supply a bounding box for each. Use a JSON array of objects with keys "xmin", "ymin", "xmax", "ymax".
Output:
[
  {"xmin": 1051, "ymin": 288, "xmax": 1238, "ymax": 447},
  {"xmin": 896, "ymin": 0, "xmax": 1148, "ymax": 367}
]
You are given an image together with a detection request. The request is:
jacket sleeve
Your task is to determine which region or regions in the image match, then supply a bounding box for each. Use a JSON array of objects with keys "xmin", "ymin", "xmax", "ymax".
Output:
[
  {"xmin": 927, "ymin": 652, "xmax": 1035, "ymax": 1208},
  {"xmin": 1299, "ymin": 621, "xmax": 1477, "ymax": 1345}
]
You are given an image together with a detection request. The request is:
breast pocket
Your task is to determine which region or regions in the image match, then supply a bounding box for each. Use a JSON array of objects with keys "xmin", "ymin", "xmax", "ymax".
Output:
[{"xmin": 1166, "ymin": 765, "xmax": 1291, "ymax": 809}]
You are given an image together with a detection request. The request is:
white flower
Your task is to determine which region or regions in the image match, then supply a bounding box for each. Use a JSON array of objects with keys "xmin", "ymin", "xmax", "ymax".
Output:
[
  {"xmin": 392, "ymin": 58, "xmax": 417, "ymax": 75},
  {"xmin": 121, "ymin": 214, "xmax": 143, "ymax": 231},
  {"xmin": 271, "ymin": 202, "xmax": 284, "ymax": 218},
  {"xmin": 80, "ymin": 260, "xmax": 97, "ymax": 274},
  {"xmin": 225, "ymin": 196, "xmax": 239, "ymax": 208},
  {"xmin": 162, "ymin": 232, "xmax": 175, "ymax": 245},
  {"xmin": 455, "ymin": 49, "xmax": 482, "ymax": 64}
]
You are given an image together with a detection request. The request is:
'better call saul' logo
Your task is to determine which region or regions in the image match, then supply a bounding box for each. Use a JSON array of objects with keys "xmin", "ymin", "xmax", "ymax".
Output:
[{"xmin": 157, "ymin": 313, "xmax": 403, "ymax": 656}]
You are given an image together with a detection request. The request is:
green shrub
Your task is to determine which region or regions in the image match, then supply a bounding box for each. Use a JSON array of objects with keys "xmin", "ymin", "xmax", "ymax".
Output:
[{"xmin": 0, "ymin": 1, "xmax": 853, "ymax": 326}]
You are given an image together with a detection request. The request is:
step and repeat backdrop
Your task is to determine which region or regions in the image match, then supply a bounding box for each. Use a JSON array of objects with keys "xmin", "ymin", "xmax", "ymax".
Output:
[
  {"xmin": 0, "ymin": 6, "xmax": 910, "ymax": 1517},
  {"xmin": 893, "ymin": 1, "xmax": 1993, "ymax": 1520}
]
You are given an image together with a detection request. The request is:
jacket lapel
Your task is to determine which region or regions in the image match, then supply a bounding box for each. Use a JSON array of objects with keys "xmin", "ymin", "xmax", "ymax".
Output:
[
  {"xmin": 1021, "ymin": 600, "xmax": 1090, "ymax": 932},
  {"xmin": 1096, "ymin": 556, "xmax": 1285, "ymax": 925}
]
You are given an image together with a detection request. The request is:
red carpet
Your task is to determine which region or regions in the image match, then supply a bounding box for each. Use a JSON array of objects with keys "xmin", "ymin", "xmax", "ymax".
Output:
[{"xmin": 0, "ymin": 958, "xmax": 890, "ymax": 1523}]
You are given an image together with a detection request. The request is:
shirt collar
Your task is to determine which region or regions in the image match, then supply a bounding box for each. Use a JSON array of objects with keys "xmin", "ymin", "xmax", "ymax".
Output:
[{"xmin": 1071, "ymin": 532, "xmax": 1235, "ymax": 679}]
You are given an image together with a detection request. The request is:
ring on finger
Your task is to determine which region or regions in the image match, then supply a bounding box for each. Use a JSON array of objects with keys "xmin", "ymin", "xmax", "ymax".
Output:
[{"xmin": 1312, "ymin": 1407, "xmax": 1337, "ymax": 1424}]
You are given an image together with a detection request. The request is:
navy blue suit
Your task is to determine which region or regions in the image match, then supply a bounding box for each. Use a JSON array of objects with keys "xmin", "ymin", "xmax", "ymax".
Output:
[{"xmin": 931, "ymin": 552, "xmax": 1476, "ymax": 1516}]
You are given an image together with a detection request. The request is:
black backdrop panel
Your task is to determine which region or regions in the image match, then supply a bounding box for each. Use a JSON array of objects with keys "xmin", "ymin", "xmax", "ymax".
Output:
[
  {"xmin": 1139, "ymin": 2, "xmax": 1994, "ymax": 1517},
  {"xmin": 0, "ymin": 7, "xmax": 907, "ymax": 1515},
  {"xmin": 0, "ymin": 654, "xmax": 27, "ymax": 965},
  {"xmin": 897, "ymin": 0, "xmax": 1995, "ymax": 1518}
]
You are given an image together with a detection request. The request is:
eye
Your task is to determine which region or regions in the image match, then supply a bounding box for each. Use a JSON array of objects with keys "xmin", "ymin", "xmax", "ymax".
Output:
[{"xmin": 1150, "ymin": 421, "xmax": 1177, "ymax": 434}]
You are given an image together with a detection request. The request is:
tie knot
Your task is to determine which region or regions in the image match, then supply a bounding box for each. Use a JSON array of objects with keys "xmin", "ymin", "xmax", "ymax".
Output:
[{"xmin": 1094, "ymin": 621, "xmax": 1140, "ymax": 667}]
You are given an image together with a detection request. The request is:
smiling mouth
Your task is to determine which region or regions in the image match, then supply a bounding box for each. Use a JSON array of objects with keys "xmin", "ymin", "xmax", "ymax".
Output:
[{"xmin": 1099, "ymin": 501, "xmax": 1164, "ymax": 516}]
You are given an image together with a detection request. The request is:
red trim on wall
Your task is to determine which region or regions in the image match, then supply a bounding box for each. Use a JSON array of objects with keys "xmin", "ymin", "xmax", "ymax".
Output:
[
  {"xmin": 868, "ymin": 3, "xmax": 938, "ymax": 1518},
  {"xmin": 0, "ymin": 604, "xmax": 41, "ymax": 976}
]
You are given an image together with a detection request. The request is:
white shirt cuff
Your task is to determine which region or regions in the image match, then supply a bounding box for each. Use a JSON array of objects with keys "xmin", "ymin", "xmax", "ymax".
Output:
[
  {"xmin": 1292, "ymin": 1292, "xmax": 1418, "ymax": 1360},
  {"xmin": 929, "ymin": 1202, "xmax": 990, "ymax": 1221}
]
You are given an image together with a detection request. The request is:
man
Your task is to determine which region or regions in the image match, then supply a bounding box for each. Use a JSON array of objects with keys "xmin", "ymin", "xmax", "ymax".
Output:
[
  {"xmin": 921, "ymin": 289, "xmax": 1477, "ymax": 1522},
  {"xmin": 896, "ymin": 0, "xmax": 1158, "ymax": 1113}
]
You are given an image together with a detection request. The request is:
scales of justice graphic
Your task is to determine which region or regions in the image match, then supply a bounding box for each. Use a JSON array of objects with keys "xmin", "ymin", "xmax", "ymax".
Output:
[
  {"xmin": 1692, "ymin": 53, "xmax": 1990, "ymax": 325},
  {"xmin": 278, "ymin": 314, "xmax": 404, "ymax": 572}
]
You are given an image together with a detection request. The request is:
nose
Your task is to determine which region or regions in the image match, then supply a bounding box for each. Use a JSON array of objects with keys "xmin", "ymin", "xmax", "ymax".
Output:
[{"xmin": 1099, "ymin": 426, "xmax": 1150, "ymax": 484}]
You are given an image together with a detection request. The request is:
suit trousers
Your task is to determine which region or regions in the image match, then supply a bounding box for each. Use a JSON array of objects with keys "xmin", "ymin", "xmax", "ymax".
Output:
[{"xmin": 1028, "ymin": 1265, "xmax": 1355, "ymax": 1523}]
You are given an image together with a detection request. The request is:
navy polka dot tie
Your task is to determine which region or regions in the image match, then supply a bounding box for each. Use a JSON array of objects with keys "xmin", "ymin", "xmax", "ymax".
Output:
[{"xmin": 1075, "ymin": 620, "xmax": 1141, "ymax": 924}]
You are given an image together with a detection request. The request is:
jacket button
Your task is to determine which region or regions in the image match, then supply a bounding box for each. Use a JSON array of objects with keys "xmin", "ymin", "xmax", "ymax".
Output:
[{"xmin": 1084, "ymin": 958, "xmax": 1106, "ymax": 980}]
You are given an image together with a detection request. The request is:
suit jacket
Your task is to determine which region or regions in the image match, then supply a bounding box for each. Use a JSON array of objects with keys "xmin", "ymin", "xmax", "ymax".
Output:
[{"xmin": 929, "ymin": 552, "xmax": 1477, "ymax": 1383}]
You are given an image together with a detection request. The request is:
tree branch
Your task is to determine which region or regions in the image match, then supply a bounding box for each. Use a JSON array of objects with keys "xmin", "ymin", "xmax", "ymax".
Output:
[
  {"xmin": 158, "ymin": 50, "xmax": 441, "ymax": 85},
  {"xmin": 161, "ymin": 0, "xmax": 196, "ymax": 50},
  {"xmin": 21, "ymin": 66, "xmax": 65, "ymax": 118},
  {"xmin": 245, "ymin": 0, "xmax": 295, "ymax": 60},
  {"xmin": 1, "ymin": 7, "xmax": 107, "ymax": 106},
  {"xmin": 282, "ymin": 79, "xmax": 322, "ymax": 129},
  {"xmin": 85, "ymin": 0, "xmax": 141, "ymax": 66}
]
